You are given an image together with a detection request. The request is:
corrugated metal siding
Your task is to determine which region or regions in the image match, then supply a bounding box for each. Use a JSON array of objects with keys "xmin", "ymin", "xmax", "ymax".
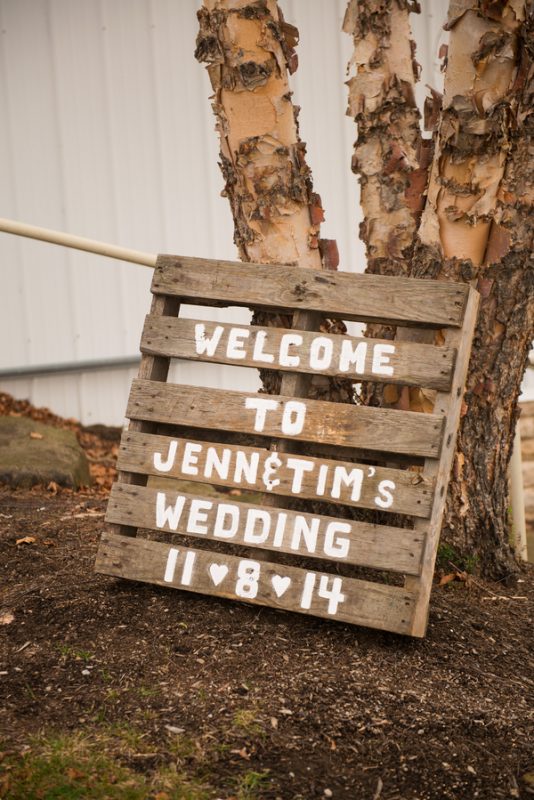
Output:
[{"xmin": 8, "ymin": 0, "xmax": 521, "ymax": 427}]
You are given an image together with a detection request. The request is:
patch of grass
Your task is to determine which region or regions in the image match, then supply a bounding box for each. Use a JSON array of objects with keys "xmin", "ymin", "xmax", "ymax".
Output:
[
  {"xmin": 235, "ymin": 769, "xmax": 272, "ymax": 800},
  {"xmin": 0, "ymin": 734, "xmax": 145, "ymax": 799},
  {"xmin": 107, "ymin": 722, "xmax": 149, "ymax": 753},
  {"xmin": 436, "ymin": 543, "xmax": 478, "ymax": 574},
  {"xmin": 58, "ymin": 644, "xmax": 94, "ymax": 663},
  {"xmin": 0, "ymin": 729, "xmax": 211, "ymax": 800},
  {"xmin": 138, "ymin": 685, "xmax": 159, "ymax": 699},
  {"xmin": 232, "ymin": 708, "xmax": 263, "ymax": 737}
]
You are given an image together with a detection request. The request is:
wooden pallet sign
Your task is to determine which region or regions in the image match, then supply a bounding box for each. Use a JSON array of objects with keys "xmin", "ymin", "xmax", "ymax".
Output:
[{"xmin": 95, "ymin": 255, "xmax": 479, "ymax": 637}]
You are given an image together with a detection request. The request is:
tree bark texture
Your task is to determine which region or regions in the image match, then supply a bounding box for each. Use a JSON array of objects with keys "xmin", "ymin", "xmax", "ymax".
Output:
[
  {"xmin": 343, "ymin": 0, "xmax": 434, "ymax": 410},
  {"xmin": 195, "ymin": 0, "xmax": 352, "ymax": 403},
  {"xmin": 343, "ymin": 0, "xmax": 424, "ymax": 273},
  {"xmin": 346, "ymin": 0, "xmax": 534, "ymax": 577}
]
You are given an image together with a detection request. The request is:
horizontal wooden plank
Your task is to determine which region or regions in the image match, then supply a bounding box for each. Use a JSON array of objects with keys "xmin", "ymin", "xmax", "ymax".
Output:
[
  {"xmin": 105, "ymin": 483, "xmax": 425, "ymax": 574},
  {"xmin": 126, "ymin": 379, "xmax": 445, "ymax": 458},
  {"xmin": 95, "ymin": 532, "xmax": 417, "ymax": 634},
  {"xmin": 118, "ymin": 431, "xmax": 434, "ymax": 517},
  {"xmin": 153, "ymin": 255, "xmax": 468, "ymax": 328},
  {"xmin": 153, "ymin": 426, "xmax": 426, "ymax": 467},
  {"xmin": 141, "ymin": 316, "xmax": 455, "ymax": 391}
]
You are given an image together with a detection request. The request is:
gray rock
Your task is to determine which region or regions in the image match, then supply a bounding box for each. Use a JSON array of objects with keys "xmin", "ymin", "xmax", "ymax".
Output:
[{"xmin": 0, "ymin": 416, "xmax": 91, "ymax": 489}]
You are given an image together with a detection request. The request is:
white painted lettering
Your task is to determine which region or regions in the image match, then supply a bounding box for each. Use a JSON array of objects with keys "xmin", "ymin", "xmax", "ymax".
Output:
[
  {"xmin": 309, "ymin": 336, "xmax": 333, "ymax": 371},
  {"xmin": 245, "ymin": 397, "xmax": 279, "ymax": 432},
  {"xmin": 153, "ymin": 439, "xmax": 177, "ymax": 473},
  {"xmin": 235, "ymin": 560, "xmax": 260, "ymax": 599},
  {"xmin": 194, "ymin": 323, "xmax": 224, "ymax": 356},
  {"xmin": 316, "ymin": 463, "xmax": 329, "ymax": 496},
  {"xmin": 318, "ymin": 575, "xmax": 345, "ymax": 614},
  {"xmin": 180, "ymin": 551, "xmax": 196, "ymax": 586},
  {"xmin": 234, "ymin": 450, "xmax": 260, "ymax": 484},
  {"xmin": 375, "ymin": 479, "xmax": 396, "ymax": 508},
  {"xmin": 279, "ymin": 333, "xmax": 303, "ymax": 368},
  {"xmin": 226, "ymin": 327, "xmax": 250, "ymax": 360},
  {"xmin": 204, "ymin": 446, "xmax": 231, "ymax": 481},
  {"xmin": 213, "ymin": 503, "xmax": 239, "ymax": 539},
  {"xmin": 300, "ymin": 572, "xmax": 316, "ymax": 609},
  {"xmin": 262, "ymin": 452, "xmax": 282, "ymax": 492},
  {"xmin": 156, "ymin": 492, "xmax": 186, "ymax": 530},
  {"xmin": 331, "ymin": 466, "xmax": 364, "ymax": 501},
  {"xmin": 285, "ymin": 457, "xmax": 314, "ymax": 493},
  {"xmin": 164, "ymin": 548, "xmax": 179, "ymax": 582},
  {"xmin": 372, "ymin": 343, "xmax": 395, "ymax": 376},
  {"xmin": 339, "ymin": 339, "xmax": 367, "ymax": 374},
  {"xmin": 290, "ymin": 515, "xmax": 319, "ymax": 554},
  {"xmin": 181, "ymin": 442, "xmax": 202, "ymax": 475},
  {"xmin": 281, "ymin": 401, "xmax": 306, "ymax": 436},
  {"xmin": 272, "ymin": 512, "xmax": 288, "ymax": 548},
  {"xmin": 187, "ymin": 499, "xmax": 213, "ymax": 534},
  {"xmin": 243, "ymin": 509, "xmax": 271, "ymax": 544},
  {"xmin": 252, "ymin": 330, "xmax": 275, "ymax": 363},
  {"xmin": 324, "ymin": 521, "xmax": 350, "ymax": 558}
]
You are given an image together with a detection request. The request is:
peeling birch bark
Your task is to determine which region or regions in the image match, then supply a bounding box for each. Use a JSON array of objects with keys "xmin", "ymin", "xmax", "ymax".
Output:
[
  {"xmin": 418, "ymin": 0, "xmax": 526, "ymax": 265},
  {"xmin": 438, "ymin": 3, "xmax": 534, "ymax": 576},
  {"xmin": 196, "ymin": 0, "xmax": 352, "ymax": 402},
  {"xmin": 343, "ymin": 0, "xmax": 428, "ymax": 408},
  {"xmin": 345, "ymin": 0, "xmax": 533, "ymax": 576},
  {"xmin": 412, "ymin": 0, "xmax": 532, "ymax": 577},
  {"xmin": 344, "ymin": 0, "xmax": 424, "ymax": 272}
]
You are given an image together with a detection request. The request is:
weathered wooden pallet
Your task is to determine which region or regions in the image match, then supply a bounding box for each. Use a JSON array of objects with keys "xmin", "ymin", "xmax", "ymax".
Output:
[{"xmin": 95, "ymin": 254, "xmax": 479, "ymax": 637}]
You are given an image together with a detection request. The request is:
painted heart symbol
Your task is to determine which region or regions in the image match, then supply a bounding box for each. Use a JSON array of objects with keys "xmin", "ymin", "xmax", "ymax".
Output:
[
  {"xmin": 271, "ymin": 575, "xmax": 291, "ymax": 598},
  {"xmin": 209, "ymin": 563, "xmax": 229, "ymax": 586}
]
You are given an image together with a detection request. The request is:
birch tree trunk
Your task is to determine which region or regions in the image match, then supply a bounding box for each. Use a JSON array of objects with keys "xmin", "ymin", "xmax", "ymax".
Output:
[
  {"xmin": 343, "ymin": 0, "xmax": 434, "ymax": 410},
  {"xmin": 195, "ymin": 0, "xmax": 352, "ymax": 403},
  {"xmin": 346, "ymin": 0, "xmax": 534, "ymax": 577}
]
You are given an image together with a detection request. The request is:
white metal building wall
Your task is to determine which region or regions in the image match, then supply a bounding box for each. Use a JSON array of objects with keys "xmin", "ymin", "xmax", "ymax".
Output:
[{"xmin": 1, "ymin": 0, "xmax": 494, "ymax": 427}]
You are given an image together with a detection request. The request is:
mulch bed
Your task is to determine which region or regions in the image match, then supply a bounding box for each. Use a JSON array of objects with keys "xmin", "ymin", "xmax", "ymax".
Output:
[{"xmin": 0, "ymin": 393, "xmax": 533, "ymax": 799}]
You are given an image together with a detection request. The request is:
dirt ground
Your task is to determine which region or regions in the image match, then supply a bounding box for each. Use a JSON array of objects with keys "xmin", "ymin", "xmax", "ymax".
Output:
[{"xmin": 0, "ymin": 395, "xmax": 533, "ymax": 800}]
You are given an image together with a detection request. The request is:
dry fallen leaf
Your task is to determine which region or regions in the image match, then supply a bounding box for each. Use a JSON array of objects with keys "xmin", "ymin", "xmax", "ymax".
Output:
[
  {"xmin": 230, "ymin": 747, "xmax": 251, "ymax": 760},
  {"xmin": 47, "ymin": 481, "xmax": 59, "ymax": 494},
  {"xmin": 0, "ymin": 610, "xmax": 15, "ymax": 626},
  {"xmin": 16, "ymin": 536, "xmax": 36, "ymax": 546},
  {"xmin": 29, "ymin": 431, "xmax": 44, "ymax": 440},
  {"xmin": 66, "ymin": 767, "xmax": 85, "ymax": 780},
  {"xmin": 439, "ymin": 573, "xmax": 457, "ymax": 586}
]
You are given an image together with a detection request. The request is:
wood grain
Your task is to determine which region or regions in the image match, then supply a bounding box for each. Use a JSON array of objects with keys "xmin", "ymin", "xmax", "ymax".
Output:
[
  {"xmin": 153, "ymin": 255, "xmax": 468, "ymax": 328},
  {"xmin": 405, "ymin": 287, "xmax": 480, "ymax": 637},
  {"xmin": 126, "ymin": 379, "xmax": 445, "ymax": 458},
  {"xmin": 105, "ymin": 483, "xmax": 425, "ymax": 574},
  {"xmin": 117, "ymin": 430, "xmax": 434, "ymax": 517},
  {"xmin": 112, "ymin": 293, "xmax": 180, "ymax": 536},
  {"xmin": 95, "ymin": 532, "xmax": 417, "ymax": 634},
  {"xmin": 141, "ymin": 315, "xmax": 456, "ymax": 390}
]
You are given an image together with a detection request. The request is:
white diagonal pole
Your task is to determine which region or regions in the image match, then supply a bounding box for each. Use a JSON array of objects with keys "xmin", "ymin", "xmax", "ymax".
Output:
[{"xmin": 0, "ymin": 217, "xmax": 156, "ymax": 267}]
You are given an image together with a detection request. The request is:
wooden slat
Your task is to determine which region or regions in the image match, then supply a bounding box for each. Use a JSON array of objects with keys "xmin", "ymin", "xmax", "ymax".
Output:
[
  {"xmin": 117, "ymin": 430, "xmax": 434, "ymax": 517},
  {"xmin": 112, "ymin": 293, "xmax": 180, "ymax": 537},
  {"xmin": 105, "ymin": 483, "xmax": 425, "ymax": 575},
  {"xmin": 405, "ymin": 287, "xmax": 480, "ymax": 637},
  {"xmin": 154, "ymin": 255, "xmax": 468, "ymax": 328},
  {"xmin": 258, "ymin": 308, "xmax": 322, "ymax": 539},
  {"xmin": 126, "ymin": 379, "xmax": 445, "ymax": 458},
  {"xmin": 141, "ymin": 316, "xmax": 456, "ymax": 391},
  {"xmin": 95, "ymin": 532, "xmax": 417, "ymax": 634}
]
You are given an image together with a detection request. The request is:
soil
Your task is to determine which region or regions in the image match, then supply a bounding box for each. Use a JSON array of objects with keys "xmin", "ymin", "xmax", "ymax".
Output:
[{"xmin": 1, "ymin": 393, "xmax": 533, "ymax": 800}]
